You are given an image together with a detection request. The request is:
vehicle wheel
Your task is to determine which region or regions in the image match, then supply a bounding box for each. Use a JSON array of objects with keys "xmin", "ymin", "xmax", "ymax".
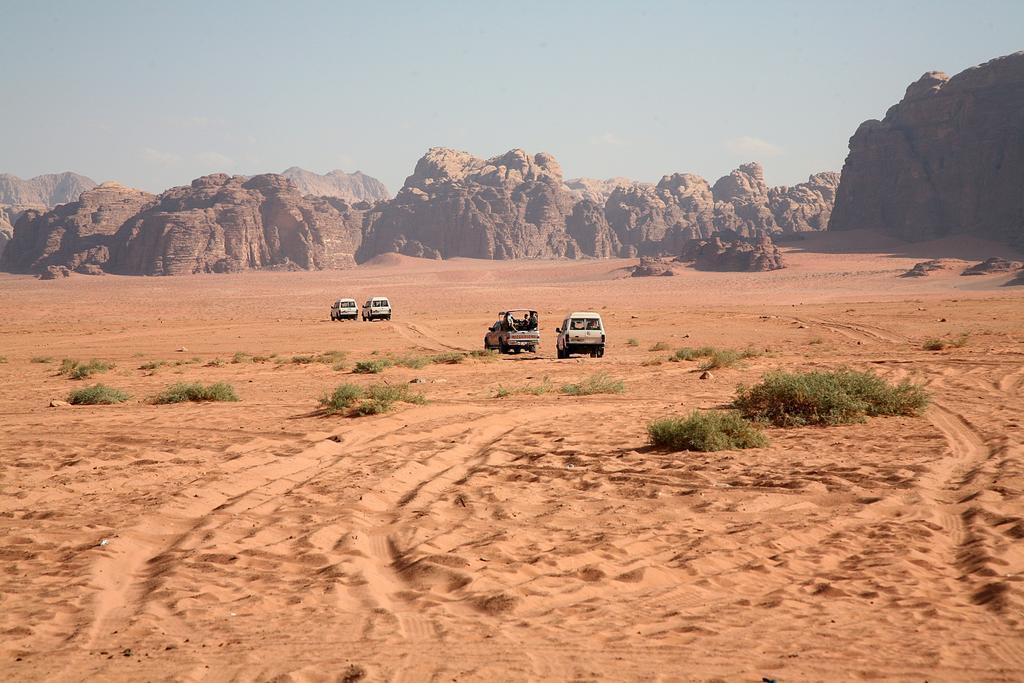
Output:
[
  {"xmin": 556, "ymin": 347, "xmax": 565, "ymax": 359},
  {"xmin": 597, "ymin": 347, "xmax": 605, "ymax": 358},
  {"xmin": 527, "ymin": 345, "xmax": 536, "ymax": 353},
  {"xmin": 499, "ymin": 341, "xmax": 509, "ymax": 355}
]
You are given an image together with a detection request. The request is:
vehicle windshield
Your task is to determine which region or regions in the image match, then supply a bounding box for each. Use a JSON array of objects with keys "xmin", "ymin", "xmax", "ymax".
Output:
[{"xmin": 571, "ymin": 318, "xmax": 601, "ymax": 330}]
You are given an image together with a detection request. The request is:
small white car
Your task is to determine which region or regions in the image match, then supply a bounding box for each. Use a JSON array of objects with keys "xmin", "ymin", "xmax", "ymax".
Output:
[
  {"xmin": 330, "ymin": 298, "xmax": 359, "ymax": 321},
  {"xmin": 556, "ymin": 312, "xmax": 606, "ymax": 358},
  {"xmin": 361, "ymin": 296, "xmax": 392, "ymax": 321}
]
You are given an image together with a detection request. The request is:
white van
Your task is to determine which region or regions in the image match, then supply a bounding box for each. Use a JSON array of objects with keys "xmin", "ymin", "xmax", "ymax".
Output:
[
  {"xmin": 556, "ymin": 312, "xmax": 605, "ymax": 358},
  {"xmin": 361, "ymin": 296, "xmax": 392, "ymax": 321},
  {"xmin": 330, "ymin": 298, "xmax": 359, "ymax": 321}
]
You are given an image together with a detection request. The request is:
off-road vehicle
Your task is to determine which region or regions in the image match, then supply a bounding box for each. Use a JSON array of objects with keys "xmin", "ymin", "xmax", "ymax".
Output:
[
  {"xmin": 361, "ymin": 297, "xmax": 392, "ymax": 321},
  {"xmin": 330, "ymin": 298, "xmax": 359, "ymax": 321},
  {"xmin": 484, "ymin": 309, "xmax": 540, "ymax": 353},
  {"xmin": 556, "ymin": 312, "xmax": 605, "ymax": 358}
]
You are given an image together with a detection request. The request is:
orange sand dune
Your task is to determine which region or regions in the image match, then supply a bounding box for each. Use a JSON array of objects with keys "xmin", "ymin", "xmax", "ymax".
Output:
[{"xmin": 0, "ymin": 247, "xmax": 1022, "ymax": 681}]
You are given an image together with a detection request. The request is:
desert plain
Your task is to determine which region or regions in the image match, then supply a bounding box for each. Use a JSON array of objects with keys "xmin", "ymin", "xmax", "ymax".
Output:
[{"xmin": 1, "ymin": 231, "xmax": 1022, "ymax": 682}]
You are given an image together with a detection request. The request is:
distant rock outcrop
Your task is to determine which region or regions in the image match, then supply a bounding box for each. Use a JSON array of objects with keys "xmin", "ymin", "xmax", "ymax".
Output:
[
  {"xmin": 2, "ymin": 182, "xmax": 155, "ymax": 273},
  {"xmin": 358, "ymin": 148, "xmax": 579, "ymax": 260},
  {"xmin": 630, "ymin": 256, "xmax": 676, "ymax": 277},
  {"xmin": 565, "ymin": 177, "xmax": 642, "ymax": 204},
  {"xmin": 902, "ymin": 259, "xmax": 959, "ymax": 277},
  {"xmin": 111, "ymin": 174, "xmax": 365, "ymax": 275},
  {"xmin": 0, "ymin": 172, "xmax": 97, "ymax": 207},
  {"xmin": 961, "ymin": 257, "xmax": 1023, "ymax": 276},
  {"xmin": 281, "ymin": 167, "xmax": 389, "ymax": 203},
  {"xmin": 829, "ymin": 52, "xmax": 1024, "ymax": 247},
  {"xmin": 678, "ymin": 235, "xmax": 785, "ymax": 272}
]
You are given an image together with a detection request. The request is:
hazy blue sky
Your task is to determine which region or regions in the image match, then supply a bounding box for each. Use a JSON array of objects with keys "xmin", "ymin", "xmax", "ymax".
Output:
[{"xmin": 2, "ymin": 0, "xmax": 1021, "ymax": 194}]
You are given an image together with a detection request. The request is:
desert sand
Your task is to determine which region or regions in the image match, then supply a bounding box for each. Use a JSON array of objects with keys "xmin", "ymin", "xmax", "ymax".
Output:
[{"xmin": 1, "ymin": 233, "xmax": 1022, "ymax": 682}]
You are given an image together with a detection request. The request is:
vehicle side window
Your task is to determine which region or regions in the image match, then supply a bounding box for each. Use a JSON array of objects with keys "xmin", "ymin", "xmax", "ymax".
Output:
[{"xmin": 586, "ymin": 319, "xmax": 601, "ymax": 330}]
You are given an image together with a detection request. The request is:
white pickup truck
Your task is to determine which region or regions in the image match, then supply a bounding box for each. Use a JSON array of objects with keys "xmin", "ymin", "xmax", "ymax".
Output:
[
  {"xmin": 556, "ymin": 312, "xmax": 606, "ymax": 358},
  {"xmin": 484, "ymin": 309, "xmax": 540, "ymax": 354}
]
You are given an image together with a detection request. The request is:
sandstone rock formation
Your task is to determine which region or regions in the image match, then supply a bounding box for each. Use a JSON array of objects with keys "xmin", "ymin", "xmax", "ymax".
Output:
[
  {"xmin": 961, "ymin": 257, "xmax": 1023, "ymax": 275},
  {"xmin": 111, "ymin": 174, "xmax": 365, "ymax": 275},
  {"xmin": 630, "ymin": 256, "xmax": 676, "ymax": 277},
  {"xmin": 2, "ymin": 149, "xmax": 837, "ymax": 274},
  {"xmin": 677, "ymin": 235, "xmax": 785, "ymax": 272},
  {"xmin": 902, "ymin": 259, "xmax": 958, "ymax": 277},
  {"xmin": 829, "ymin": 52, "xmax": 1024, "ymax": 247},
  {"xmin": 1, "ymin": 182, "xmax": 155, "ymax": 273},
  {"xmin": 281, "ymin": 167, "xmax": 389, "ymax": 203},
  {"xmin": 358, "ymin": 148, "xmax": 579, "ymax": 260},
  {"xmin": 564, "ymin": 177, "xmax": 642, "ymax": 204},
  {"xmin": 0, "ymin": 172, "xmax": 96, "ymax": 207}
]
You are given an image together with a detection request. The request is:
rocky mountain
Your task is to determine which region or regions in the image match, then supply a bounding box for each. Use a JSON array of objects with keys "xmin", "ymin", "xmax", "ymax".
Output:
[
  {"xmin": 110, "ymin": 174, "xmax": 366, "ymax": 275},
  {"xmin": 3, "ymin": 149, "xmax": 837, "ymax": 275},
  {"xmin": 564, "ymin": 177, "xmax": 643, "ymax": 204},
  {"xmin": 358, "ymin": 148, "xmax": 579, "ymax": 260},
  {"xmin": 2, "ymin": 182, "xmax": 155, "ymax": 274},
  {"xmin": 0, "ymin": 172, "xmax": 96, "ymax": 207},
  {"xmin": 829, "ymin": 51, "xmax": 1024, "ymax": 247},
  {"xmin": 281, "ymin": 167, "xmax": 390, "ymax": 203},
  {"xmin": 678, "ymin": 235, "xmax": 785, "ymax": 272}
]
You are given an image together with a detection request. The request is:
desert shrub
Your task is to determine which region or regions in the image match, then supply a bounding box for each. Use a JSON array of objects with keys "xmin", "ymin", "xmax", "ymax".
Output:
[
  {"xmin": 365, "ymin": 383, "xmax": 426, "ymax": 405},
  {"xmin": 61, "ymin": 359, "xmax": 115, "ymax": 380},
  {"xmin": 640, "ymin": 359, "xmax": 663, "ymax": 367},
  {"xmin": 152, "ymin": 382, "xmax": 239, "ymax": 404},
  {"xmin": 430, "ymin": 351, "xmax": 467, "ymax": 364},
  {"xmin": 733, "ymin": 369, "xmax": 929, "ymax": 427},
  {"xmin": 922, "ymin": 338, "xmax": 946, "ymax": 351},
  {"xmin": 469, "ymin": 349, "xmax": 498, "ymax": 360},
  {"xmin": 392, "ymin": 355, "xmax": 431, "ymax": 369},
  {"xmin": 139, "ymin": 360, "xmax": 167, "ymax": 371},
  {"xmin": 648, "ymin": 342, "xmax": 670, "ymax": 352},
  {"xmin": 696, "ymin": 347, "xmax": 761, "ymax": 371},
  {"xmin": 808, "ymin": 337, "xmax": 825, "ymax": 345},
  {"xmin": 671, "ymin": 346, "xmax": 716, "ymax": 362},
  {"xmin": 561, "ymin": 372, "xmax": 625, "ymax": 396},
  {"xmin": 353, "ymin": 359, "xmax": 394, "ymax": 374},
  {"xmin": 950, "ymin": 332, "xmax": 971, "ymax": 348},
  {"xmin": 293, "ymin": 350, "xmax": 347, "ymax": 365},
  {"xmin": 626, "ymin": 338, "xmax": 639, "ymax": 347},
  {"xmin": 31, "ymin": 356, "xmax": 53, "ymax": 364},
  {"xmin": 349, "ymin": 399, "xmax": 391, "ymax": 416},
  {"xmin": 0, "ymin": 356, "xmax": 6, "ymax": 363},
  {"xmin": 232, "ymin": 351, "xmax": 253, "ymax": 364},
  {"xmin": 318, "ymin": 383, "xmax": 364, "ymax": 414},
  {"xmin": 648, "ymin": 411, "xmax": 768, "ymax": 451},
  {"xmin": 205, "ymin": 358, "xmax": 224, "ymax": 367},
  {"xmin": 924, "ymin": 333, "xmax": 970, "ymax": 351},
  {"xmin": 67, "ymin": 384, "xmax": 131, "ymax": 405},
  {"xmin": 493, "ymin": 379, "xmax": 551, "ymax": 398}
]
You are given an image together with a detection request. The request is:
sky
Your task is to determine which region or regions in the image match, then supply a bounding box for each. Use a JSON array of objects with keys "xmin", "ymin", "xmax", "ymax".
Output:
[{"xmin": 1, "ymin": 0, "xmax": 1022, "ymax": 194}]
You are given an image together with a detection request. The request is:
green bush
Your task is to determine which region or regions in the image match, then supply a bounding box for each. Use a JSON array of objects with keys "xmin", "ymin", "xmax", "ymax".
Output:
[
  {"xmin": 469, "ymin": 349, "xmax": 498, "ymax": 360},
  {"xmin": 671, "ymin": 346, "xmax": 716, "ymax": 362},
  {"xmin": 733, "ymin": 369, "xmax": 929, "ymax": 427},
  {"xmin": 139, "ymin": 360, "xmax": 167, "ymax": 371},
  {"xmin": 319, "ymin": 383, "xmax": 364, "ymax": 414},
  {"xmin": 922, "ymin": 338, "xmax": 946, "ymax": 351},
  {"xmin": 353, "ymin": 359, "xmax": 394, "ymax": 374},
  {"xmin": 60, "ymin": 359, "xmax": 115, "ymax": 380},
  {"xmin": 429, "ymin": 351, "xmax": 467, "ymax": 364},
  {"xmin": 365, "ymin": 383, "xmax": 426, "ymax": 405},
  {"xmin": 494, "ymin": 379, "xmax": 551, "ymax": 398},
  {"xmin": 67, "ymin": 384, "xmax": 131, "ymax": 405},
  {"xmin": 152, "ymin": 382, "xmax": 239, "ymax": 404},
  {"xmin": 392, "ymin": 355, "xmax": 431, "ymax": 369},
  {"xmin": 231, "ymin": 351, "xmax": 253, "ymax": 364},
  {"xmin": 648, "ymin": 342, "xmax": 670, "ymax": 352},
  {"xmin": 349, "ymin": 399, "xmax": 391, "ymax": 416},
  {"xmin": 561, "ymin": 372, "xmax": 626, "ymax": 396},
  {"xmin": 648, "ymin": 411, "xmax": 768, "ymax": 451}
]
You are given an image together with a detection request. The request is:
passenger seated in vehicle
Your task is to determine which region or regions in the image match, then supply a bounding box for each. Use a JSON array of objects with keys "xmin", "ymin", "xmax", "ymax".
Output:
[
  {"xmin": 571, "ymin": 319, "xmax": 586, "ymax": 330},
  {"xmin": 528, "ymin": 312, "xmax": 538, "ymax": 330},
  {"xmin": 586, "ymin": 319, "xmax": 600, "ymax": 330}
]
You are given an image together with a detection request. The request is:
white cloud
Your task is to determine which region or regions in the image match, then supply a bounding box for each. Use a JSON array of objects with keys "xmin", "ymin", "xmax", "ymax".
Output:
[
  {"xmin": 141, "ymin": 147, "xmax": 182, "ymax": 166},
  {"xmin": 589, "ymin": 131, "xmax": 626, "ymax": 147},
  {"xmin": 196, "ymin": 151, "xmax": 235, "ymax": 169},
  {"xmin": 725, "ymin": 136, "xmax": 783, "ymax": 157}
]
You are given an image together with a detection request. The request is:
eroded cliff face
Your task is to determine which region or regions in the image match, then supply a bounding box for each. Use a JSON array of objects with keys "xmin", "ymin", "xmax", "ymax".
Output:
[
  {"xmin": 0, "ymin": 172, "xmax": 96, "ymax": 207},
  {"xmin": 1, "ymin": 182, "xmax": 155, "ymax": 273},
  {"xmin": 110, "ymin": 174, "xmax": 365, "ymax": 275},
  {"xmin": 829, "ymin": 52, "xmax": 1024, "ymax": 246},
  {"xmin": 2, "ymin": 150, "xmax": 838, "ymax": 274},
  {"xmin": 358, "ymin": 148, "xmax": 580, "ymax": 260},
  {"xmin": 281, "ymin": 167, "xmax": 390, "ymax": 202}
]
